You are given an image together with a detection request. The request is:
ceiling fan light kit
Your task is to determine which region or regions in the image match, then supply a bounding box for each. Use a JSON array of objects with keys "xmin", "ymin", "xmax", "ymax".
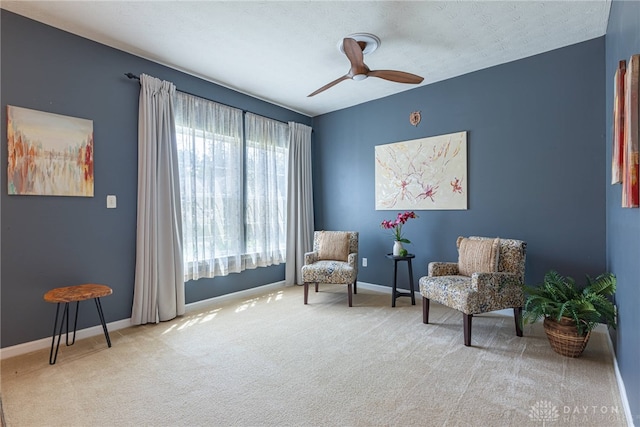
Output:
[{"xmin": 308, "ymin": 33, "xmax": 424, "ymax": 97}]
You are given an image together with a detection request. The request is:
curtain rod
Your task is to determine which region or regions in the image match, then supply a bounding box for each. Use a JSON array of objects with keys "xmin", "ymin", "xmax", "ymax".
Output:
[{"xmin": 124, "ymin": 73, "xmax": 290, "ymax": 126}]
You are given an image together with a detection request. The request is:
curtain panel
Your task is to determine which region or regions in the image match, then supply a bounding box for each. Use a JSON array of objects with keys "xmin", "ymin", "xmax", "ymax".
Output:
[
  {"xmin": 132, "ymin": 74, "xmax": 185, "ymax": 325},
  {"xmin": 175, "ymin": 94, "xmax": 290, "ymax": 280},
  {"xmin": 175, "ymin": 92, "xmax": 244, "ymax": 280},
  {"xmin": 285, "ymin": 122, "xmax": 314, "ymax": 285},
  {"xmin": 244, "ymin": 113, "xmax": 289, "ymax": 269}
]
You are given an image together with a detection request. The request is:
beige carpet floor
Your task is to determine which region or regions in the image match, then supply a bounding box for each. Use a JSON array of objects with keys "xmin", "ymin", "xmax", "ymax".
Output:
[{"xmin": 0, "ymin": 284, "xmax": 627, "ymax": 426}]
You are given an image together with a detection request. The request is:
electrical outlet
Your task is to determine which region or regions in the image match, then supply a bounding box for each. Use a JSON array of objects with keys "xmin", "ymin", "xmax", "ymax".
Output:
[{"xmin": 362, "ymin": 258, "xmax": 367, "ymax": 267}]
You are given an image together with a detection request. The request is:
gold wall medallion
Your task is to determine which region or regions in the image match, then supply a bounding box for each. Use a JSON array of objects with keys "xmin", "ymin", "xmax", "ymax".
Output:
[{"xmin": 409, "ymin": 111, "xmax": 421, "ymax": 126}]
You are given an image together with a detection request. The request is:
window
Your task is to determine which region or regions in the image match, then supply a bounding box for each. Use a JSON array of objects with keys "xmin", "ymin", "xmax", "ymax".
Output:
[{"xmin": 175, "ymin": 92, "xmax": 289, "ymax": 281}]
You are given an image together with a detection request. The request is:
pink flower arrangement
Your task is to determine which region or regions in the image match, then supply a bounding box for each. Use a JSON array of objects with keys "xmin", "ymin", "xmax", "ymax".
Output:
[{"xmin": 381, "ymin": 211, "xmax": 418, "ymax": 243}]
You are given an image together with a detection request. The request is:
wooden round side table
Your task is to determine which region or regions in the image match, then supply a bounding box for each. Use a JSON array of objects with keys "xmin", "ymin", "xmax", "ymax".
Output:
[{"xmin": 43, "ymin": 284, "xmax": 113, "ymax": 364}]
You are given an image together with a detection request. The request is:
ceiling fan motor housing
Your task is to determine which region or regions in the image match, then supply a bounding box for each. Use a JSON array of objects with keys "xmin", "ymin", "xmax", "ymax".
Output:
[{"xmin": 337, "ymin": 33, "xmax": 381, "ymax": 55}]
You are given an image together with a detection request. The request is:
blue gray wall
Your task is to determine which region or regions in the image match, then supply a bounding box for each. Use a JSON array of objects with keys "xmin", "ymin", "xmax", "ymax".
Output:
[
  {"xmin": 312, "ymin": 38, "xmax": 606, "ymax": 290},
  {"xmin": 0, "ymin": 10, "xmax": 310, "ymax": 348},
  {"xmin": 2, "ymin": 8, "xmax": 636, "ymax": 420},
  {"xmin": 606, "ymin": 0, "xmax": 640, "ymax": 422}
]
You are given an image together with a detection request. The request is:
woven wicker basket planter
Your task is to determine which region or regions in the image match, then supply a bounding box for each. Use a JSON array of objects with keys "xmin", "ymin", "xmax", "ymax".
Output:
[{"xmin": 543, "ymin": 317, "xmax": 591, "ymax": 358}]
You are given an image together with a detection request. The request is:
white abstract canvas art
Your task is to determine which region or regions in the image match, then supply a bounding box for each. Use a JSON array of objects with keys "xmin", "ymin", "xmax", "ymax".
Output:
[
  {"xmin": 7, "ymin": 105, "xmax": 94, "ymax": 197},
  {"xmin": 375, "ymin": 131, "xmax": 467, "ymax": 210}
]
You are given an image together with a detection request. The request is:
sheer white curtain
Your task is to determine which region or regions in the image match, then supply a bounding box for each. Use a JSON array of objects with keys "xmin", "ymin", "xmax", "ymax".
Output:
[
  {"xmin": 132, "ymin": 74, "xmax": 185, "ymax": 325},
  {"xmin": 285, "ymin": 122, "xmax": 314, "ymax": 285},
  {"xmin": 244, "ymin": 113, "xmax": 289, "ymax": 268},
  {"xmin": 175, "ymin": 92, "xmax": 244, "ymax": 281}
]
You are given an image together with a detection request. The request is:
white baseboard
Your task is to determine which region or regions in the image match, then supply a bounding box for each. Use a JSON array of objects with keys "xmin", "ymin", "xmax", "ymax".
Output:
[
  {"xmin": 357, "ymin": 280, "xmax": 420, "ymax": 297},
  {"xmin": 0, "ymin": 318, "xmax": 133, "ymax": 361},
  {"xmin": 605, "ymin": 329, "xmax": 635, "ymax": 427},
  {"xmin": 0, "ymin": 281, "xmax": 288, "ymax": 361}
]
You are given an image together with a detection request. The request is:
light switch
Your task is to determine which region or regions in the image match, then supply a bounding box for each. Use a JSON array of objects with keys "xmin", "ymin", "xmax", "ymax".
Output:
[{"xmin": 106, "ymin": 195, "xmax": 117, "ymax": 209}]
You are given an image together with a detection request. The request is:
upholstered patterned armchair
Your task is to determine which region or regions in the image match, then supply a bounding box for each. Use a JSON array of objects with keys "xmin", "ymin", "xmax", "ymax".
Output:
[
  {"xmin": 419, "ymin": 236, "xmax": 526, "ymax": 346},
  {"xmin": 302, "ymin": 231, "xmax": 358, "ymax": 307}
]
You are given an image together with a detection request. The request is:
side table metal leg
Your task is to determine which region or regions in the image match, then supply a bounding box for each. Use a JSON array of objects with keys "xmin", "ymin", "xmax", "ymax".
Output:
[
  {"xmin": 407, "ymin": 259, "xmax": 416, "ymax": 305},
  {"xmin": 94, "ymin": 297, "xmax": 112, "ymax": 348},
  {"xmin": 392, "ymin": 260, "xmax": 398, "ymax": 307},
  {"xmin": 67, "ymin": 301, "xmax": 79, "ymax": 346},
  {"xmin": 49, "ymin": 302, "xmax": 69, "ymax": 365},
  {"xmin": 49, "ymin": 303, "xmax": 61, "ymax": 365}
]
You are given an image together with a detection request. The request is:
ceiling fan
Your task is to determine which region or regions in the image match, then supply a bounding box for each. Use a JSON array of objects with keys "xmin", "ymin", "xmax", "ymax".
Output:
[{"xmin": 308, "ymin": 33, "xmax": 424, "ymax": 97}]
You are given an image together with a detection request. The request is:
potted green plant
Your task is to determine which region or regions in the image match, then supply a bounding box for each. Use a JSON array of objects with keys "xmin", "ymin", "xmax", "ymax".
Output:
[{"xmin": 523, "ymin": 270, "xmax": 616, "ymax": 357}]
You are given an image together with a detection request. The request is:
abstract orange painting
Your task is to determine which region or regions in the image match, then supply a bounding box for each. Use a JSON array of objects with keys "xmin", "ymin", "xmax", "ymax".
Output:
[
  {"xmin": 7, "ymin": 106, "xmax": 94, "ymax": 197},
  {"xmin": 622, "ymin": 55, "xmax": 639, "ymax": 208},
  {"xmin": 611, "ymin": 60, "xmax": 625, "ymax": 185}
]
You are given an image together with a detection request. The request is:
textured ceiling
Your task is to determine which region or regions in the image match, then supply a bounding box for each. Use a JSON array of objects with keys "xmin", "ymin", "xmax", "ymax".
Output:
[{"xmin": 1, "ymin": 1, "xmax": 611, "ymax": 117}]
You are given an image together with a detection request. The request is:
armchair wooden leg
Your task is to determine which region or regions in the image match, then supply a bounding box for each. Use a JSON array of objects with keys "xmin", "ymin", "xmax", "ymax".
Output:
[
  {"xmin": 304, "ymin": 283, "xmax": 309, "ymax": 304},
  {"xmin": 422, "ymin": 297, "xmax": 430, "ymax": 324},
  {"xmin": 463, "ymin": 313, "xmax": 473, "ymax": 346},
  {"xmin": 347, "ymin": 283, "xmax": 353, "ymax": 307},
  {"xmin": 514, "ymin": 307, "xmax": 523, "ymax": 337},
  {"xmin": 315, "ymin": 283, "xmax": 319, "ymax": 293},
  {"xmin": 353, "ymin": 280, "xmax": 357, "ymax": 294}
]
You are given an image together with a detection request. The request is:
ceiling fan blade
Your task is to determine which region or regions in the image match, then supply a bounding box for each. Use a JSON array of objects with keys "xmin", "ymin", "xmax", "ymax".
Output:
[
  {"xmin": 342, "ymin": 37, "xmax": 368, "ymax": 75},
  {"xmin": 368, "ymin": 70, "xmax": 424, "ymax": 84},
  {"xmin": 308, "ymin": 75, "xmax": 350, "ymax": 97}
]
